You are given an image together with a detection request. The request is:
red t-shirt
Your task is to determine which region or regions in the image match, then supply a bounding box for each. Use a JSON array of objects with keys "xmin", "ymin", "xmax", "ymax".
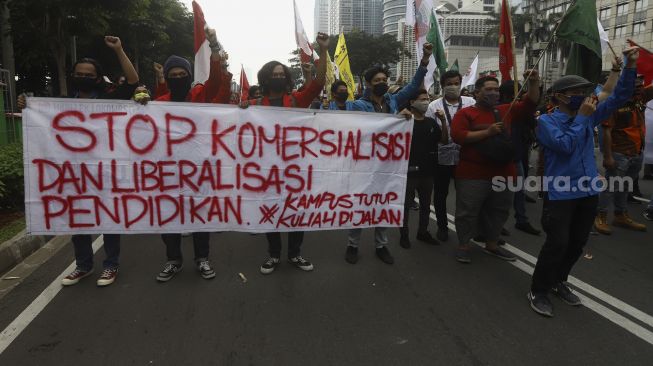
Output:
[
  {"xmin": 450, "ymin": 98, "xmax": 536, "ymax": 180},
  {"xmin": 249, "ymin": 79, "xmax": 324, "ymax": 108}
]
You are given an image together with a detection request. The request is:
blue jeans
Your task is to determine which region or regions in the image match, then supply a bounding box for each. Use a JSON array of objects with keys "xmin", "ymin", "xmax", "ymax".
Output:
[
  {"xmin": 598, "ymin": 152, "xmax": 643, "ymax": 214},
  {"xmin": 514, "ymin": 160, "xmax": 529, "ymax": 224},
  {"xmin": 72, "ymin": 234, "xmax": 120, "ymax": 271}
]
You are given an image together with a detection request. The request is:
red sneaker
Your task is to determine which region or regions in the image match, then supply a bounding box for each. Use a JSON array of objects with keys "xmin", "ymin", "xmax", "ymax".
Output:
[
  {"xmin": 96, "ymin": 268, "xmax": 118, "ymax": 287},
  {"xmin": 61, "ymin": 268, "xmax": 93, "ymax": 286}
]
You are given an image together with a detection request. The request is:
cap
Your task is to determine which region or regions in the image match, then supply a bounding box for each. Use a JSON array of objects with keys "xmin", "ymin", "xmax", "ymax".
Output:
[
  {"xmin": 551, "ymin": 75, "xmax": 594, "ymax": 93},
  {"xmin": 163, "ymin": 55, "xmax": 192, "ymax": 78}
]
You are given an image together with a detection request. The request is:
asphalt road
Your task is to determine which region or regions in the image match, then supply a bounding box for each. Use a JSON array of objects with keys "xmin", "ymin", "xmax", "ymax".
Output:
[{"xmin": 0, "ymin": 179, "xmax": 652, "ymax": 366}]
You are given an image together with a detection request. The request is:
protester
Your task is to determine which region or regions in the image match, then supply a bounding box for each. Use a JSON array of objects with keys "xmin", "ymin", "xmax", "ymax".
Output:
[
  {"xmin": 399, "ymin": 89, "xmax": 442, "ymax": 249},
  {"xmin": 132, "ymin": 85, "xmax": 151, "ymax": 103},
  {"xmin": 450, "ymin": 70, "xmax": 541, "ymax": 264},
  {"xmin": 426, "ymin": 70, "xmax": 476, "ymax": 241},
  {"xmin": 248, "ymin": 85, "xmax": 262, "ymax": 99},
  {"xmin": 498, "ymin": 80, "xmax": 541, "ymax": 236},
  {"xmin": 322, "ymin": 80, "xmax": 353, "ymax": 111},
  {"xmin": 595, "ymin": 74, "xmax": 653, "ymax": 235},
  {"xmin": 344, "ymin": 42, "xmax": 433, "ymax": 265},
  {"xmin": 242, "ymin": 32, "xmax": 329, "ymax": 275},
  {"xmin": 18, "ymin": 36, "xmax": 138, "ymax": 287},
  {"xmin": 154, "ymin": 27, "xmax": 230, "ymax": 282},
  {"xmin": 528, "ymin": 47, "xmax": 640, "ymax": 317}
]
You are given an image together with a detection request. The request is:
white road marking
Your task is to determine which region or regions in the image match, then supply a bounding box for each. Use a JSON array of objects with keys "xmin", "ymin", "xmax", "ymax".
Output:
[
  {"xmin": 0, "ymin": 236, "xmax": 104, "ymax": 354},
  {"xmin": 435, "ymin": 210, "xmax": 653, "ymax": 345}
]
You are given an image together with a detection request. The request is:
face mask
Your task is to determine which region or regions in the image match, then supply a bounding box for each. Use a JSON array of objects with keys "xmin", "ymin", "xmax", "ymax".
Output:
[
  {"xmin": 167, "ymin": 76, "xmax": 192, "ymax": 101},
  {"xmin": 335, "ymin": 91, "xmax": 349, "ymax": 101},
  {"xmin": 268, "ymin": 78, "xmax": 287, "ymax": 93},
  {"xmin": 72, "ymin": 76, "xmax": 98, "ymax": 93},
  {"xmin": 443, "ymin": 85, "xmax": 461, "ymax": 99},
  {"xmin": 372, "ymin": 82, "xmax": 389, "ymax": 96},
  {"xmin": 566, "ymin": 95, "xmax": 585, "ymax": 111},
  {"xmin": 479, "ymin": 91, "xmax": 500, "ymax": 107},
  {"xmin": 133, "ymin": 92, "xmax": 150, "ymax": 102},
  {"xmin": 411, "ymin": 100, "xmax": 429, "ymax": 114}
]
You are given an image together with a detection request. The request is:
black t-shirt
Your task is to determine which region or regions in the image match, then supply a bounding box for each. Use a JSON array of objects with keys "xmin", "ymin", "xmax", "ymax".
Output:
[
  {"xmin": 408, "ymin": 117, "xmax": 441, "ymax": 176},
  {"xmin": 269, "ymin": 97, "xmax": 284, "ymax": 107}
]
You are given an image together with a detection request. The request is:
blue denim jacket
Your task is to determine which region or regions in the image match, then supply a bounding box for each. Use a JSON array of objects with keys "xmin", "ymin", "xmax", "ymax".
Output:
[
  {"xmin": 351, "ymin": 65, "xmax": 428, "ymax": 114},
  {"xmin": 537, "ymin": 68, "xmax": 637, "ymax": 201},
  {"xmin": 320, "ymin": 100, "xmax": 355, "ymax": 111}
]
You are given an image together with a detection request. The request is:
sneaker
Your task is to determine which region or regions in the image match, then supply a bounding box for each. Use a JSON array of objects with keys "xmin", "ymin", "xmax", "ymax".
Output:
[
  {"xmin": 528, "ymin": 292, "xmax": 554, "ymax": 317},
  {"xmin": 375, "ymin": 246, "xmax": 394, "ymax": 264},
  {"xmin": 515, "ymin": 222, "xmax": 541, "ymax": 236},
  {"xmin": 260, "ymin": 257, "xmax": 280, "ymax": 274},
  {"xmin": 345, "ymin": 246, "xmax": 359, "ymax": 264},
  {"xmin": 96, "ymin": 268, "xmax": 117, "ymax": 287},
  {"xmin": 289, "ymin": 256, "xmax": 314, "ymax": 271},
  {"xmin": 483, "ymin": 247, "xmax": 516, "ymax": 261},
  {"xmin": 643, "ymin": 208, "xmax": 653, "ymax": 221},
  {"xmin": 613, "ymin": 212, "xmax": 647, "ymax": 232},
  {"xmin": 471, "ymin": 236, "xmax": 506, "ymax": 246},
  {"xmin": 436, "ymin": 228, "xmax": 448, "ymax": 241},
  {"xmin": 594, "ymin": 212, "xmax": 612, "ymax": 235},
  {"xmin": 399, "ymin": 236, "xmax": 411, "ymax": 249},
  {"xmin": 416, "ymin": 231, "xmax": 440, "ymax": 245},
  {"xmin": 455, "ymin": 248, "xmax": 471, "ymax": 263},
  {"xmin": 197, "ymin": 259, "xmax": 216, "ymax": 279},
  {"xmin": 628, "ymin": 193, "xmax": 642, "ymax": 204},
  {"xmin": 61, "ymin": 268, "xmax": 93, "ymax": 286},
  {"xmin": 552, "ymin": 282, "xmax": 582, "ymax": 306},
  {"xmin": 157, "ymin": 262, "xmax": 183, "ymax": 282}
]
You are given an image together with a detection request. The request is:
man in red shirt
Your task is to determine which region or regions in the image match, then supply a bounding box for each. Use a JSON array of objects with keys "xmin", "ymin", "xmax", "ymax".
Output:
[{"xmin": 451, "ymin": 71, "xmax": 540, "ymax": 263}]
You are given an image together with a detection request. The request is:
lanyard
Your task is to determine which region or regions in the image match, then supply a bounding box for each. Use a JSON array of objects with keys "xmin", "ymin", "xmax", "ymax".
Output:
[{"xmin": 442, "ymin": 98, "xmax": 462, "ymax": 124}]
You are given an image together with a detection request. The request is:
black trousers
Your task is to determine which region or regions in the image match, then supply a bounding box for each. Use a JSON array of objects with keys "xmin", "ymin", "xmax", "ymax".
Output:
[
  {"xmin": 531, "ymin": 195, "xmax": 598, "ymax": 293},
  {"xmin": 266, "ymin": 232, "xmax": 304, "ymax": 259},
  {"xmin": 161, "ymin": 233, "xmax": 210, "ymax": 263},
  {"xmin": 401, "ymin": 173, "xmax": 433, "ymax": 237},
  {"xmin": 433, "ymin": 164, "xmax": 456, "ymax": 231}
]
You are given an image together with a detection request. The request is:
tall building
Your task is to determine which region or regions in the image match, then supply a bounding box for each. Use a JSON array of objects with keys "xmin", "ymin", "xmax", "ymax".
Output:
[
  {"xmin": 382, "ymin": 0, "xmax": 406, "ymax": 36},
  {"xmin": 327, "ymin": 0, "xmax": 384, "ymax": 35},
  {"xmin": 314, "ymin": 0, "xmax": 330, "ymax": 35}
]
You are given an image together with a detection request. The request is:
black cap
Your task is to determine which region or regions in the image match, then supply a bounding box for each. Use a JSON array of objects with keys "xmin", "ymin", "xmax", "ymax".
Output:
[
  {"xmin": 551, "ymin": 75, "xmax": 594, "ymax": 93},
  {"xmin": 163, "ymin": 55, "xmax": 192, "ymax": 78}
]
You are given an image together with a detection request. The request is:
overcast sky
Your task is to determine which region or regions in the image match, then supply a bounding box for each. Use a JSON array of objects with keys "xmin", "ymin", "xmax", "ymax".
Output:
[{"xmin": 180, "ymin": 0, "xmax": 316, "ymax": 85}]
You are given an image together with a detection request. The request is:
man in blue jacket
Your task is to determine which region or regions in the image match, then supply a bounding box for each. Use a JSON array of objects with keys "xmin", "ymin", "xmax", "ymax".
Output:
[
  {"xmin": 322, "ymin": 80, "xmax": 354, "ymax": 111},
  {"xmin": 344, "ymin": 43, "xmax": 433, "ymax": 265},
  {"xmin": 528, "ymin": 46, "xmax": 640, "ymax": 317}
]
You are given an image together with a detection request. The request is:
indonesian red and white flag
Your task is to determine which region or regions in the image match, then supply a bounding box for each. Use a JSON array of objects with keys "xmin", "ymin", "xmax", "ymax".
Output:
[
  {"xmin": 406, "ymin": 0, "xmax": 437, "ymax": 91},
  {"xmin": 294, "ymin": 0, "xmax": 318, "ymax": 63},
  {"xmin": 193, "ymin": 1, "xmax": 212, "ymax": 84},
  {"xmin": 240, "ymin": 65, "xmax": 250, "ymax": 102}
]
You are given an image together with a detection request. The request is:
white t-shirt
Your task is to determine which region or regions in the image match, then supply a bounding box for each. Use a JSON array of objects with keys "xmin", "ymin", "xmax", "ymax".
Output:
[{"xmin": 426, "ymin": 96, "xmax": 476, "ymax": 165}]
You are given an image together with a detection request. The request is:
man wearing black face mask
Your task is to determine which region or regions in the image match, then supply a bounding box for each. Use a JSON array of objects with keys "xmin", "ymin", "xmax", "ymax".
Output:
[
  {"xmin": 154, "ymin": 27, "xmax": 232, "ymax": 283},
  {"xmin": 18, "ymin": 36, "xmax": 138, "ymax": 287},
  {"xmin": 154, "ymin": 27, "xmax": 231, "ymax": 104},
  {"xmin": 528, "ymin": 46, "xmax": 640, "ymax": 317},
  {"xmin": 322, "ymin": 80, "xmax": 354, "ymax": 111},
  {"xmin": 450, "ymin": 71, "xmax": 540, "ymax": 265},
  {"xmin": 344, "ymin": 43, "xmax": 433, "ymax": 265}
]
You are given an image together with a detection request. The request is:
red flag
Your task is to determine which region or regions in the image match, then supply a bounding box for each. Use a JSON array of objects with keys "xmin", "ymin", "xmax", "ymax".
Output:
[
  {"xmin": 499, "ymin": 0, "xmax": 514, "ymax": 82},
  {"xmin": 240, "ymin": 66, "xmax": 250, "ymax": 102},
  {"xmin": 192, "ymin": 1, "xmax": 211, "ymax": 84},
  {"xmin": 628, "ymin": 40, "xmax": 653, "ymax": 86}
]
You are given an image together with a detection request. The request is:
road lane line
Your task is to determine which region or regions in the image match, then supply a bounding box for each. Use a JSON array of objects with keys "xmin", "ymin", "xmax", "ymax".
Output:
[
  {"xmin": 0, "ymin": 236, "xmax": 104, "ymax": 355},
  {"xmin": 431, "ymin": 211, "xmax": 653, "ymax": 345}
]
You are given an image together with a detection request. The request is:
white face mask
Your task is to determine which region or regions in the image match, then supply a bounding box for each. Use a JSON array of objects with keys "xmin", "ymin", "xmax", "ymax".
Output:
[
  {"xmin": 411, "ymin": 100, "xmax": 429, "ymax": 114},
  {"xmin": 444, "ymin": 85, "xmax": 461, "ymax": 99}
]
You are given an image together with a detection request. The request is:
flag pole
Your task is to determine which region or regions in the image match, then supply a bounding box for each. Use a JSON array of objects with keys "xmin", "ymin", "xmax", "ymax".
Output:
[
  {"xmin": 506, "ymin": 0, "xmax": 519, "ymax": 97},
  {"xmin": 239, "ymin": 65, "xmax": 244, "ymax": 102}
]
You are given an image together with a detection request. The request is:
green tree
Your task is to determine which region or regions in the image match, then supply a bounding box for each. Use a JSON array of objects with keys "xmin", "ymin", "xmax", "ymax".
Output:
[
  {"xmin": 484, "ymin": 6, "xmax": 529, "ymax": 49},
  {"xmin": 288, "ymin": 29, "xmax": 409, "ymax": 85}
]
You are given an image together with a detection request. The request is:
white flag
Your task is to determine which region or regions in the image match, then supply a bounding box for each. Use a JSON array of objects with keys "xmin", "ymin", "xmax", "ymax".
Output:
[
  {"xmin": 406, "ymin": 0, "xmax": 437, "ymax": 91},
  {"xmin": 597, "ymin": 17, "xmax": 610, "ymax": 55},
  {"xmin": 294, "ymin": 0, "xmax": 318, "ymax": 61},
  {"xmin": 461, "ymin": 53, "xmax": 479, "ymax": 88}
]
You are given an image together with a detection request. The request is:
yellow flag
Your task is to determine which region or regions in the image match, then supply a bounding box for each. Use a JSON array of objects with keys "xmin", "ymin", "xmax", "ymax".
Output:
[
  {"xmin": 325, "ymin": 51, "xmax": 336, "ymax": 97},
  {"xmin": 334, "ymin": 33, "xmax": 355, "ymax": 101}
]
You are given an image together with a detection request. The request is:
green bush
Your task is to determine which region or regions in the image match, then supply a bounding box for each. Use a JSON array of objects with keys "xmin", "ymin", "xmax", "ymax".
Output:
[{"xmin": 0, "ymin": 143, "xmax": 24, "ymax": 210}]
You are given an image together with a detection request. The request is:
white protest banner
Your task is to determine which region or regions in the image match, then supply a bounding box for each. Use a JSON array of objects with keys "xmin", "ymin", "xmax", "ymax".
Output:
[
  {"xmin": 645, "ymin": 100, "xmax": 653, "ymax": 164},
  {"xmin": 23, "ymin": 98, "xmax": 411, "ymax": 234}
]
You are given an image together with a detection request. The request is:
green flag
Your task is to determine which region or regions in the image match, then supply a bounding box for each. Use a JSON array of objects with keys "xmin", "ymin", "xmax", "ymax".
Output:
[
  {"xmin": 450, "ymin": 59, "xmax": 459, "ymax": 72},
  {"xmin": 557, "ymin": 0, "xmax": 602, "ymax": 82},
  {"xmin": 427, "ymin": 10, "xmax": 448, "ymax": 75}
]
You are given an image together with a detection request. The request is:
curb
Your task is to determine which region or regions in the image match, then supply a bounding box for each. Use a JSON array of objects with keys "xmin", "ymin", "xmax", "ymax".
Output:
[{"xmin": 0, "ymin": 230, "xmax": 57, "ymax": 276}]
